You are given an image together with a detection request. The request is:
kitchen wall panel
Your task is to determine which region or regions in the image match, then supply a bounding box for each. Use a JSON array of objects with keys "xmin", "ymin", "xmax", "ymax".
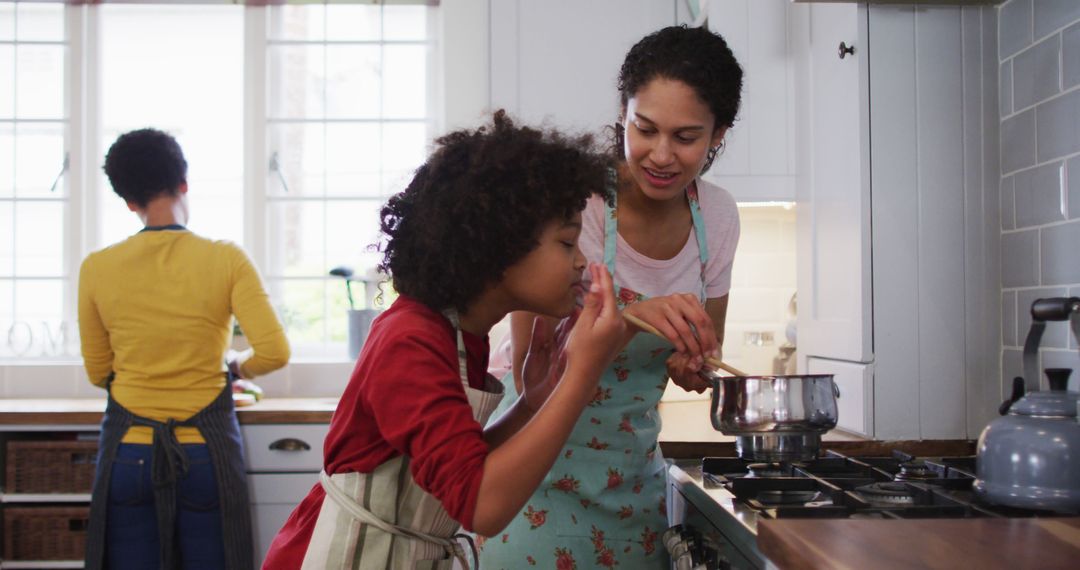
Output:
[{"xmin": 998, "ymin": 0, "xmax": 1080, "ymax": 401}]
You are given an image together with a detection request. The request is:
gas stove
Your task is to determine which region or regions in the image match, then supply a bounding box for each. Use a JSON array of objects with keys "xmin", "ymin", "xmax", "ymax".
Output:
[{"xmin": 665, "ymin": 450, "xmax": 1068, "ymax": 569}]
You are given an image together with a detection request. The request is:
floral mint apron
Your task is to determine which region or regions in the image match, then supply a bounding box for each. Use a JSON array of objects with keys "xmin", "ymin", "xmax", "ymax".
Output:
[
  {"xmin": 302, "ymin": 310, "xmax": 504, "ymax": 570},
  {"xmin": 480, "ymin": 184, "xmax": 709, "ymax": 569}
]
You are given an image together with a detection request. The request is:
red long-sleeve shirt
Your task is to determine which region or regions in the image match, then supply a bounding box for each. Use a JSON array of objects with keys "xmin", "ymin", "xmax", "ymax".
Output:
[{"xmin": 262, "ymin": 296, "xmax": 492, "ymax": 568}]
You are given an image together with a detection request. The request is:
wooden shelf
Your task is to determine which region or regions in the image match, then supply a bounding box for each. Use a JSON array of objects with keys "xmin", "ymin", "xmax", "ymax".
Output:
[
  {"xmin": 0, "ymin": 562, "xmax": 83, "ymax": 569},
  {"xmin": 0, "ymin": 494, "xmax": 91, "ymax": 503}
]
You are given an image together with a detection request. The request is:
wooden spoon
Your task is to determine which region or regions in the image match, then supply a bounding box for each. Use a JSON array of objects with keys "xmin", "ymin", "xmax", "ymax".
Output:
[{"xmin": 622, "ymin": 312, "xmax": 750, "ymax": 377}]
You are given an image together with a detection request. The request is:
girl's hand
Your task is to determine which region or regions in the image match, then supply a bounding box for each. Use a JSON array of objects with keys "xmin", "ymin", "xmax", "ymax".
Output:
[
  {"xmin": 563, "ymin": 263, "xmax": 625, "ymax": 383},
  {"xmin": 666, "ymin": 352, "xmax": 713, "ymax": 393},
  {"xmin": 623, "ymin": 294, "xmax": 718, "ymax": 358},
  {"xmin": 520, "ymin": 316, "xmax": 566, "ymax": 411}
]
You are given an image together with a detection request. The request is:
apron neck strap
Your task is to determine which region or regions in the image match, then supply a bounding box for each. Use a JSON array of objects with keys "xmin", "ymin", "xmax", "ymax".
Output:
[
  {"xmin": 604, "ymin": 178, "xmax": 710, "ymax": 301},
  {"xmin": 441, "ymin": 309, "xmax": 470, "ymax": 388}
]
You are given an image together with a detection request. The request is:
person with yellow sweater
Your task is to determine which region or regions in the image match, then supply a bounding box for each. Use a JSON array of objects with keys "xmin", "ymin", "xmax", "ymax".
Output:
[{"xmin": 78, "ymin": 128, "xmax": 289, "ymax": 570}]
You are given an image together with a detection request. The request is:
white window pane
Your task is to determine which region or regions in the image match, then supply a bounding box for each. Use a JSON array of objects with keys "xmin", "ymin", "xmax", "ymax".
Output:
[
  {"xmin": 326, "ymin": 45, "xmax": 380, "ymax": 119},
  {"xmin": 325, "ymin": 200, "xmax": 383, "ymax": 278},
  {"xmin": 16, "ymin": 44, "xmax": 64, "ymax": 119},
  {"xmin": 327, "ymin": 281, "xmax": 349, "ymax": 341},
  {"xmin": 99, "ymin": 4, "xmax": 243, "ymax": 248},
  {"xmin": 16, "ymin": 3, "xmax": 64, "ymax": 42},
  {"xmin": 8, "ymin": 279, "xmax": 65, "ymax": 358},
  {"xmin": 0, "ymin": 203, "xmax": 11, "ymax": 275},
  {"xmin": 381, "ymin": 122, "xmax": 426, "ymax": 195},
  {"xmin": 0, "ymin": 46, "xmax": 13, "ymax": 118},
  {"xmin": 270, "ymin": 123, "xmax": 325, "ymax": 197},
  {"xmin": 326, "ymin": 122, "xmax": 380, "ymax": 197},
  {"xmin": 0, "ymin": 4, "xmax": 13, "ymax": 40},
  {"xmin": 14, "ymin": 201, "xmax": 63, "ymax": 276},
  {"xmin": 0, "ymin": 123, "xmax": 12, "ymax": 197},
  {"xmin": 0, "ymin": 278, "xmax": 10, "ymax": 322},
  {"xmin": 268, "ymin": 201, "xmax": 325, "ymax": 277},
  {"xmin": 270, "ymin": 45, "xmax": 325, "ymax": 119},
  {"xmin": 14, "ymin": 122, "xmax": 64, "ymax": 197},
  {"xmin": 383, "ymin": 5, "xmax": 426, "ymax": 41},
  {"xmin": 270, "ymin": 4, "xmax": 325, "ymax": 41},
  {"xmin": 326, "ymin": 4, "xmax": 380, "ymax": 41},
  {"xmin": 383, "ymin": 45, "xmax": 426, "ymax": 119},
  {"xmin": 186, "ymin": 181, "xmax": 243, "ymax": 246},
  {"xmin": 277, "ymin": 279, "xmax": 327, "ymax": 345}
]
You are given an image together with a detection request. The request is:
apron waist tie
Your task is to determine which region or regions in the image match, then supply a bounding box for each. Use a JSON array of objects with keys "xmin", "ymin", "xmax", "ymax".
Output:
[
  {"xmin": 319, "ymin": 470, "xmax": 478, "ymax": 570},
  {"xmin": 132, "ymin": 416, "xmax": 195, "ymax": 488}
]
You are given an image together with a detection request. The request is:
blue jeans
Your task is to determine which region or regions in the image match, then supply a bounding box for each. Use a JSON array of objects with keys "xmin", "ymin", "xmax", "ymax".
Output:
[{"xmin": 105, "ymin": 443, "xmax": 226, "ymax": 570}]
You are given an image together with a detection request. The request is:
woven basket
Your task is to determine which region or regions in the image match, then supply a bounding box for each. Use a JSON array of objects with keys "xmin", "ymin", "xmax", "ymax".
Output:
[
  {"xmin": 3, "ymin": 506, "xmax": 90, "ymax": 560},
  {"xmin": 5, "ymin": 440, "xmax": 98, "ymax": 494}
]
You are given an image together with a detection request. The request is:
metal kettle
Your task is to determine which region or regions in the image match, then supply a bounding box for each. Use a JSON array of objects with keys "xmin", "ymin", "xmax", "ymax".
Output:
[{"xmin": 973, "ymin": 297, "xmax": 1080, "ymax": 513}]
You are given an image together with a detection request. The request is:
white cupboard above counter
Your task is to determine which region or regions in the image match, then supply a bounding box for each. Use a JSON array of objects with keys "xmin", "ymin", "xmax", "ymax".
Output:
[{"xmin": 792, "ymin": 2, "xmax": 1001, "ymax": 440}]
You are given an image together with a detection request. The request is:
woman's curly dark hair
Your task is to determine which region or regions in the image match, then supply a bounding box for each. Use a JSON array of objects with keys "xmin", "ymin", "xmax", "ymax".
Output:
[
  {"xmin": 378, "ymin": 111, "xmax": 614, "ymax": 314},
  {"xmin": 103, "ymin": 128, "xmax": 188, "ymax": 208},
  {"xmin": 614, "ymin": 25, "xmax": 743, "ymax": 173}
]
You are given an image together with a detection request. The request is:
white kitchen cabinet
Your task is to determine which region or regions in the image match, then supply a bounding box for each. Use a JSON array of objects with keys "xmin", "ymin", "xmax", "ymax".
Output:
[
  {"xmin": 489, "ymin": 0, "xmax": 676, "ymax": 135},
  {"xmin": 792, "ymin": 3, "xmax": 1000, "ymax": 439},
  {"xmin": 808, "ymin": 357, "xmax": 872, "ymax": 436},
  {"xmin": 703, "ymin": 0, "xmax": 797, "ymax": 202},
  {"xmin": 242, "ymin": 423, "xmax": 328, "ymax": 567}
]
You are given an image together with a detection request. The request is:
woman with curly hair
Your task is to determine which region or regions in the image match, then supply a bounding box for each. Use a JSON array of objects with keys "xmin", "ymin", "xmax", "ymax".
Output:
[
  {"xmin": 261, "ymin": 111, "xmax": 627, "ymax": 569},
  {"xmin": 480, "ymin": 26, "xmax": 743, "ymax": 569}
]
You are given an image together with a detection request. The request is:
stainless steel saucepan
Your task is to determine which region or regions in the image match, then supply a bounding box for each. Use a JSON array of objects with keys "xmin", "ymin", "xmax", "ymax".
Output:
[
  {"xmin": 621, "ymin": 313, "xmax": 841, "ymax": 461},
  {"xmin": 702, "ymin": 370, "xmax": 840, "ymax": 462}
]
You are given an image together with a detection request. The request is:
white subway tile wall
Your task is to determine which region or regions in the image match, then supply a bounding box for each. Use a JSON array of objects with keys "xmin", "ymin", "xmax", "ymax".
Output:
[{"xmin": 999, "ymin": 0, "xmax": 1080, "ymax": 392}]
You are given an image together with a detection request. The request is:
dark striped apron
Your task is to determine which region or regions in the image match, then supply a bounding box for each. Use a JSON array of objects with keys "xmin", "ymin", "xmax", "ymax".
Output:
[{"xmin": 85, "ymin": 375, "xmax": 253, "ymax": 570}]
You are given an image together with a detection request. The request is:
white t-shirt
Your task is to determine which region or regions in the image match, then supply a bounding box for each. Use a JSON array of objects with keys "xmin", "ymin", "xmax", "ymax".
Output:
[{"xmin": 579, "ymin": 178, "xmax": 740, "ymax": 300}]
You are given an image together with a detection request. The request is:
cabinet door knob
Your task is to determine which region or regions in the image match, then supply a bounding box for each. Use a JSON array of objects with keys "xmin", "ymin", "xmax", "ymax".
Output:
[
  {"xmin": 838, "ymin": 41, "xmax": 856, "ymax": 59},
  {"xmin": 269, "ymin": 438, "xmax": 311, "ymax": 452}
]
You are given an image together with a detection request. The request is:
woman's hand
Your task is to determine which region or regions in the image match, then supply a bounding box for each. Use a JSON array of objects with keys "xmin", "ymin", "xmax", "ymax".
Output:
[
  {"xmin": 666, "ymin": 351, "xmax": 715, "ymax": 393},
  {"xmin": 623, "ymin": 293, "xmax": 718, "ymax": 358}
]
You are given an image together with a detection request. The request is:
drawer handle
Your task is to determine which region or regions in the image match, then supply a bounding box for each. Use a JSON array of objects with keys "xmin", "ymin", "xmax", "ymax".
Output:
[{"xmin": 269, "ymin": 438, "xmax": 311, "ymax": 452}]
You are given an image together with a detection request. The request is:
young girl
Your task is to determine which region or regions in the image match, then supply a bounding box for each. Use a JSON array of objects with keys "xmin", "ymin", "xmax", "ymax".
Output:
[
  {"xmin": 480, "ymin": 26, "xmax": 743, "ymax": 568},
  {"xmin": 261, "ymin": 111, "xmax": 626, "ymax": 568}
]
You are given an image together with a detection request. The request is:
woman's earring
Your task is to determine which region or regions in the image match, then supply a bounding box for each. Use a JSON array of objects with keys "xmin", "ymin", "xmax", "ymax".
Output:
[{"xmin": 707, "ymin": 144, "xmax": 720, "ymax": 164}]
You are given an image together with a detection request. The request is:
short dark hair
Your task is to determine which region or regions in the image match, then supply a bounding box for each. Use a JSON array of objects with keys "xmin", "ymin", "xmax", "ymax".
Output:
[
  {"xmin": 378, "ymin": 110, "xmax": 613, "ymax": 313},
  {"xmin": 102, "ymin": 128, "xmax": 188, "ymax": 208},
  {"xmin": 615, "ymin": 25, "xmax": 743, "ymax": 172}
]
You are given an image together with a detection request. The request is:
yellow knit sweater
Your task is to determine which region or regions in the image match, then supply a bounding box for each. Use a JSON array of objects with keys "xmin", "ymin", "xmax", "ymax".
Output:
[{"xmin": 78, "ymin": 228, "xmax": 290, "ymax": 444}]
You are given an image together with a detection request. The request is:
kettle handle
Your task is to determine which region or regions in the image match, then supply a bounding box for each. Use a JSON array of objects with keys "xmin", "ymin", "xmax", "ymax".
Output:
[{"xmin": 1022, "ymin": 297, "xmax": 1080, "ymax": 392}]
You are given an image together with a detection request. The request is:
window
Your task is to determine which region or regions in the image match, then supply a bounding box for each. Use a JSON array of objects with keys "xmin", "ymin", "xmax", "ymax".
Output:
[
  {"xmin": 97, "ymin": 3, "xmax": 245, "ymax": 247},
  {"xmin": 0, "ymin": 1, "xmax": 435, "ymax": 361},
  {"xmin": 0, "ymin": 2, "xmax": 70, "ymax": 359},
  {"xmin": 264, "ymin": 3, "xmax": 432, "ymax": 357}
]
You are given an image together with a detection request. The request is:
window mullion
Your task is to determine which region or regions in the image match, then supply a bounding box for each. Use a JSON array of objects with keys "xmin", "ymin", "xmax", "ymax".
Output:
[{"xmin": 244, "ymin": 5, "xmax": 269, "ymax": 270}]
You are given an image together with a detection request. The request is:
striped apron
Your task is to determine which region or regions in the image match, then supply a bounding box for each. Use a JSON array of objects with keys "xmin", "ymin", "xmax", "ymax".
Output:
[
  {"xmin": 302, "ymin": 311, "xmax": 504, "ymax": 570},
  {"xmin": 85, "ymin": 374, "xmax": 253, "ymax": 570}
]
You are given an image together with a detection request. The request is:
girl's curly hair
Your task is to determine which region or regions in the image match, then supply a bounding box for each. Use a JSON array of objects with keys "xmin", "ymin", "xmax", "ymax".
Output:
[
  {"xmin": 614, "ymin": 25, "xmax": 743, "ymax": 173},
  {"xmin": 378, "ymin": 110, "xmax": 614, "ymax": 313}
]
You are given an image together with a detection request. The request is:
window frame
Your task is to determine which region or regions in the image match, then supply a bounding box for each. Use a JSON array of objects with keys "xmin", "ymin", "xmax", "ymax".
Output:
[{"xmin": 0, "ymin": 1, "xmax": 438, "ymax": 362}]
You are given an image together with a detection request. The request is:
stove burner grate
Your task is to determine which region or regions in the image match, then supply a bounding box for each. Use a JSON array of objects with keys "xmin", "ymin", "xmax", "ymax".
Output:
[
  {"xmin": 755, "ymin": 489, "xmax": 823, "ymax": 505},
  {"xmin": 855, "ymin": 482, "xmax": 917, "ymax": 505},
  {"xmin": 895, "ymin": 461, "xmax": 940, "ymax": 481},
  {"xmin": 746, "ymin": 463, "xmax": 788, "ymax": 478}
]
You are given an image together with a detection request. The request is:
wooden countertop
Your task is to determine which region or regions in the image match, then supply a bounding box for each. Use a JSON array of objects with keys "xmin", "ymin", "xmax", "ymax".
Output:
[
  {"xmin": 758, "ymin": 517, "xmax": 1080, "ymax": 570},
  {"xmin": 0, "ymin": 398, "xmax": 338, "ymax": 425}
]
